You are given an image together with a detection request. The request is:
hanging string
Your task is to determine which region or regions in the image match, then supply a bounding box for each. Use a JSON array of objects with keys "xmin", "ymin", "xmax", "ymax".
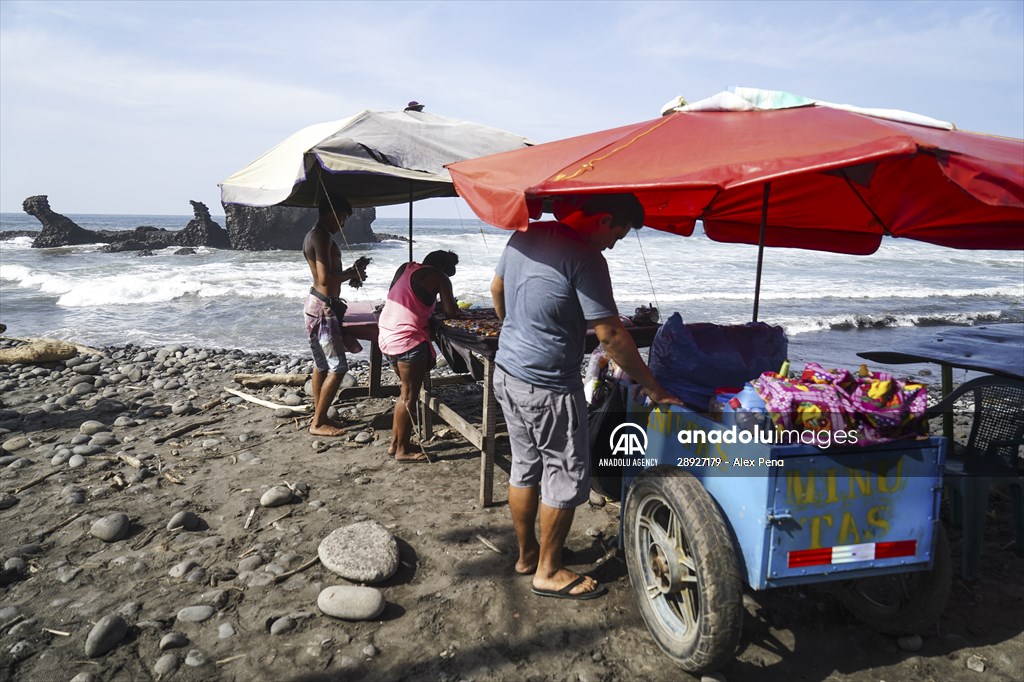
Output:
[
  {"xmin": 453, "ymin": 197, "xmax": 490, "ymax": 259},
  {"xmin": 318, "ymin": 174, "xmax": 371, "ymax": 284},
  {"xmin": 633, "ymin": 229, "xmax": 661, "ymax": 316}
]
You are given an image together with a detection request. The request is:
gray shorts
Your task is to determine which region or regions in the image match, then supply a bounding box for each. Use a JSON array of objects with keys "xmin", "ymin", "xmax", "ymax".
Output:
[{"xmin": 493, "ymin": 365, "xmax": 590, "ymax": 509}]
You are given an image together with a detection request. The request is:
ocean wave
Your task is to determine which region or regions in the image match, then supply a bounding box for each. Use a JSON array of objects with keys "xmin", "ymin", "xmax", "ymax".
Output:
[{"xmin": 780, "ymin": 310, "xmax": 1019, "ymax": 335}]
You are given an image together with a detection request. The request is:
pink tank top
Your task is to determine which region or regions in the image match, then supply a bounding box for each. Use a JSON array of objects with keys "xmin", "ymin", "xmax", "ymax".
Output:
[{"xmin": 377, "ymin": 262, "xmax": 437, "ymax": 356}]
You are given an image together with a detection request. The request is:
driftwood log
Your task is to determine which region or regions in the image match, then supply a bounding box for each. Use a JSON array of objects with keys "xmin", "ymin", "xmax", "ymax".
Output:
[
  {"xmin": 0, "ymin": 339, "xmax": 78, "ymax": 365},
  {"xmin": 232, "ymin": 373, "xmax": 309, "ymax": 388},
  {"xmin": 223, "ymin": 387, "xmax": 309, "ymax": 413}
]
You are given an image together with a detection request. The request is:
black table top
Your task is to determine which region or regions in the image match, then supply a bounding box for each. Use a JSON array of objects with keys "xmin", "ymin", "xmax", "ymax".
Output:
[{"xmin": 857, "ymin": 323, "xmax": 1024, "ymax": 380}]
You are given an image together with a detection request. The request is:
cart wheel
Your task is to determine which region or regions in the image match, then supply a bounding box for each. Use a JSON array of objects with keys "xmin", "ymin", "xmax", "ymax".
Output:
[
  {"xmin": 623, "ymin": 466, "xmax": 743, "ymax": 673},
  {"xmin": 834, "ymin": 525, "xmax": 952, "ymax": 635}
]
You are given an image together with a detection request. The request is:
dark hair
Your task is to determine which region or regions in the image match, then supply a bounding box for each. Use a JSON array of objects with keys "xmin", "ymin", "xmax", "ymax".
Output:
[
  {"xmin": 579, "ymin": 193, "xmax": 644, "ymax": 230},
  {"xmin": 318, "ymin": 195, "xmax": 352, "ymax": 218},
  {"xmin": 422, "ymin": 250, "xmax": 459, "ymax": 276}
]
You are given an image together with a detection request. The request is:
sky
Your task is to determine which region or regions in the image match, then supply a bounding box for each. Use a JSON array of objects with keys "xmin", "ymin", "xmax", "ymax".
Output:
[{"xmin": 1, "ymin": 0, "xmax": 1022, "ymax": 219}]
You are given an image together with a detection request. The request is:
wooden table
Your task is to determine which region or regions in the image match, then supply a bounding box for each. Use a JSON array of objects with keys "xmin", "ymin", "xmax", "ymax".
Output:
[
  {"xmin": 337, "ymin": 301, "xmax": 398, "ymax": 400},
  {"xmin": 420, "ymin": 317, "xmax": 661, "ymax": 506}
]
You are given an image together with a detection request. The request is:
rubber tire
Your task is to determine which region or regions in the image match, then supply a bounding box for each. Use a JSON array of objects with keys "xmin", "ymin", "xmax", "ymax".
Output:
[
  {"xmin": 834, "ymin": 524, "xmax": 952, "ymax": 635},
  {"xmin": 623, "ymin": 466, "xmax": 744, "ymax": 673}
]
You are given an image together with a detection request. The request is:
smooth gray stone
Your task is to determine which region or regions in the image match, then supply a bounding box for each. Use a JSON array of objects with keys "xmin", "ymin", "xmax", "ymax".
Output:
[
  {"xmin": 4, "ymin": 557, "xmax": 27, "ymax": 573},
  {"xmin": 84, "ymin": 614, "xmax": 128, "ymax": 657},
  {"xmin": 73, "ymin": 362, "xmax": 101, "ymax": 375},
  {"xmin": 72, "ymin": 444, "xmax": 103, "ymax": 456},
  {"xmin": 169, "ymin": 560, "xmax": 199, "ymax": 579},
  {"xmin": 167, "ymin": 510, "xmax": 201, "ymax": 531},
  {"xmin": 89, "ymin": 433, "xmax": 118, "ymax": 447},
  {"xmin": 159, "ymin": 631, "xmax": 189, "ymax": 650},
  {"xmin": 58, "ymin": 566, "xmax": 82, "ymax": 583},
  {"xmin": 353, "ymin": 431, "xmax": 372, "ymax": 444},
  {"xmin": 70, "ymin": 434, "xmax": 90, "ymax": 445},
  {"xmin": 68, "ymin": 454, "xmax": 87, "ymax": 468},
  {"xmin": 113, "ymin": 416, "xmax": 136, "ymax": 427},
  {"xmin": 0, "ymin": 492, "xmax": 18, "ymax": 510},
  {"xmin": 6, "ymin": 457, "xmax": 30, "ymax": 470},
  {"xmin": 317, "ymin": 585, "xmax": 385, "ymax": 621},
  {"xmin": 185, "ymin": 649, "xmax": 207, "ymax": 667},
  {"xmin": 153, "ymin": 652, "xmax": 180, "ymax": 676},
  {"xmin": 79, "ymin": 420, "xmax": 107, "ymax": 435},
  {"xmin": 8, "ymin": 640, "xmax": 34, "ymax": 663},
  {"xmin": 176, "ymin": 605, "xmax": 215, "ymax": 623},
  {"xmin": 270, "ymin": 616, "xmax": 295, "ymax": 635},
  {"xmin": 2, "ymin": 436, "xmax": 30, "ymax": 452},
  {"xmin": 238, "ymin": 555, "xmax": 263, "ymax": 572},
  {"xmin": 317, "ymin": 520, "xmax": 399, "ymax": 583},
  {"xmin": 218, "ymin": 623, "xmax": 235, "ymax": 639},
  {"xmin": 51, "ymin": 451, "xmax": 72, "ymax": 466},
  {"xmin": 69, "ymin": 673, "xmax": 99, "ymax": 682},
  {"xmin": 90, "ymin": 513, "xmax": 130, "ymax": 542},
  {"xmin": 70, "ymin": 382, "xmax": 94, "ymax": 396},
  {"xmin": 260, "ymin": 486, "xmax": 293, "ymax": 508}
]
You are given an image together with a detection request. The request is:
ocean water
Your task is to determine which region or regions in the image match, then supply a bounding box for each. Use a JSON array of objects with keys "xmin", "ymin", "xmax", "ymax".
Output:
[{"xmin": 1, "ymin": 212, "xmax": 1021, "ymax": 383}]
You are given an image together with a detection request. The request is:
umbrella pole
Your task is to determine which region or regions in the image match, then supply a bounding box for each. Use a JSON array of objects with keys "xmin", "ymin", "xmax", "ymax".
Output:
[
  {"xmin": 752, "ymin": 182, "xmax": 771, "ymax": 322},
  {"xmin": 408, "ymin": 183, "xmax": 414, "ymax": 262}
]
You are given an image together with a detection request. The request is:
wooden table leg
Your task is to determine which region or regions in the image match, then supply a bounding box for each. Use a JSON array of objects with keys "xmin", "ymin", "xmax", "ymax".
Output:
[
  {"xmin": 369, "ymin": 340, "xmax": 382, "ymax": 398},
  {"xmin": 419, "ymin": 372, "xmax": 434, "ymax": 442},
  {"xmin": 941, "ymin": 364, "xmax": 954, "ymax": 442},
  {"xmin": 480, "ymin": 358, "xmax": 496, "ymax": 507}
]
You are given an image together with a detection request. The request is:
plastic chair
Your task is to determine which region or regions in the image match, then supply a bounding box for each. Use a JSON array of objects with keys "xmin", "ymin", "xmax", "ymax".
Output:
[{"xmin": 927, "ymin": 375, "xmax": 1024, "ymax": 580}]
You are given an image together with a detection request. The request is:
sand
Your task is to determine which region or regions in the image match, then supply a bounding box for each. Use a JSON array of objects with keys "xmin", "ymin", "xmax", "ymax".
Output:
[{"xmin": 0, "ymin": 338, "xmax": 1021, "ymax": 682}]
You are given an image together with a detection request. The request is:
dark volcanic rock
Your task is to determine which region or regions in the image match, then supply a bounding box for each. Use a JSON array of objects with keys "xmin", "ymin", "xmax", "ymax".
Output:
[
  {"xmin": 25, "ymin": 196, "xmax": 229, "ymax": 251},
  {"xmin": 178, "ymin": 201, "xmax": 231, "ymax": 249},
  {"xmin": 25, "ymin": 195, "xmax": 100, "ymax": 247},
  {"xmin": 223, "ymin": 204, "xmax": 378, "ymax": 250}
]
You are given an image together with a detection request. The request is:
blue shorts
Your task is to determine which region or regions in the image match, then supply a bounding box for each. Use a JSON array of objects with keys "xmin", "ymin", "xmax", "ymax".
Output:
[
  {"xmin": 493, "ymin": 364, "xmax": 590, "ymax": 509},
  {"xmin": 304, "ymin": 295, "xmax": 349, "ymax": 375}
]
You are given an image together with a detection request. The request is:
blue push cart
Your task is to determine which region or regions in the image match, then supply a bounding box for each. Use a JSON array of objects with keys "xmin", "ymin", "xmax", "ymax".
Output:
[{"xmin": 614, "ymin": 392, "xmax": 952, "ymax": 673}]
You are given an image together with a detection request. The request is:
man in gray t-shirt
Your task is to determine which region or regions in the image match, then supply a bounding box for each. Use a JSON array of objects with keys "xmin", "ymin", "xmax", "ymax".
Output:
[{"xmin": 490, "ymin": 193, "xmax": 683, "ymax": 601}]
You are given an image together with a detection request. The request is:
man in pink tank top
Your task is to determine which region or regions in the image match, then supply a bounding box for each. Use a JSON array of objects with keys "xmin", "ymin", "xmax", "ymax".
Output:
[{"xmin": 377, "ymin": 250, "xmax": 461, "ymax": 461}]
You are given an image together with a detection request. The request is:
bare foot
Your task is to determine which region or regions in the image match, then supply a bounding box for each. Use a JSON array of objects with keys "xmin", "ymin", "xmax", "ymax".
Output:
[
  {"xmin": 309, "ymin": 423, "xmax": 346, "ymax": 437},
  {"xmin": 394, "ymin": 450, "xmax": 430, "ymax": 463},
  {"xmin": 387, "ymin": 444, "xmax": 397, "ymax": 456},
  {"xmin": 532, "ymin": 569, "xmax": 601, "ymax": 597}
]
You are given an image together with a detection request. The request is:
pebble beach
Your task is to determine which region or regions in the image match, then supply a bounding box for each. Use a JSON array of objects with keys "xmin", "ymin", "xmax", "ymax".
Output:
[{"xmin": 1, "ymin": 336, "xmax": 1022, "ymax": 682}]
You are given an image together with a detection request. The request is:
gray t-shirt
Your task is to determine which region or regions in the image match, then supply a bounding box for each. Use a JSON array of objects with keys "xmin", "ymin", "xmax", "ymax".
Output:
[{"xmin": 494, "ymin": 221, "xmax": 618, "ymax": 392}]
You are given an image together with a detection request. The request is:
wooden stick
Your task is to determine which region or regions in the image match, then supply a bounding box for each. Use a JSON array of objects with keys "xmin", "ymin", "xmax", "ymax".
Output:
[
  {"xmin": 243, "ymin": 508, "xmax": 256, "ymax": 530},
  {"xmin": 42, "ymin": 627, "xmax": 71, "ymax": 636},
  {"xmin": 37, "ymin": 511, "xmax": 85, "ymax": 539},
  {"xmin": 0, "ymin": 615, "xmax": 25, "ymax": 633},
  {"xmin": 216, "ymin": 654, "xmax": 247, "ymax": 666},
  {"xmin": 153, "ymin": 416, "xmax": 224, "ymax": 444},
  {"xmin": 11, "ymin": 469, "xmax": 62, "ymax": 495},
  {"xmin": 233, "ymin": 372, "xmax": 309, "ymax": 388},
  {"xmin": 201, "ymin": 396, "xmax": 224, "ymax": 411},
  {"xmin": 223, "ymin": 387, "xmax": 308, "ymax": 412},
  {"xmin": 131, "ymin": 528, "xmax": 159, "ymax": 550},
  {"xmin": 263, "ymin": 510, "xmax": 293, "ymax": 528},
  {"xmin": 163, "ymin": 472, "xmax": 184, "ymax": 485},
  {"xmin": 118, "ymin": 454, "xmax": 143, "ymax": 469},
  {"xmin": 272, "ymin": 556, "xmax": 320, "ymax": 584},
  {"xmin": 475, "ymin": 534, "xmax": 503, "ymax": 554}
]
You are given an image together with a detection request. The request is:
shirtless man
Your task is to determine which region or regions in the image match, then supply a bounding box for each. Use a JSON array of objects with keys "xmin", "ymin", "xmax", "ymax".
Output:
[{"xmin": 302, "ymin": 195, "xmax": 369, "ymax": 436}]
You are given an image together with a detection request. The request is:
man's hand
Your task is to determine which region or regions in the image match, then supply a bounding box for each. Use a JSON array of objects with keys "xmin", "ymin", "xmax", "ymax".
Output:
[{"xmin": 348, "ymin": 256, "xmax": 372, "ymax": 288}]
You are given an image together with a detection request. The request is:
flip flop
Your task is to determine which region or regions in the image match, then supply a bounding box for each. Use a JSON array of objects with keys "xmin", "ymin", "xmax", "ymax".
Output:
[{"xmin": 531, "ymin": 575, "xmax": 607, "ymax": 600}]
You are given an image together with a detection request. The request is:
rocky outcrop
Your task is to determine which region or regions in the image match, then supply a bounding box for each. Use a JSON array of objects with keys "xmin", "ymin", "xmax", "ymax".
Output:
[
  {"xmin": 25, "ymin": 195, "xmax": 104, "ymax": 248},
  {"xmin": 24, "ymin": 196, "xmax": 230, "ymax": 251},
  {"xmin": 223, "ymin": 204, "xmax": 378, "ymax": 250},
  {"xmin": 177, "ymin": 201, "xmax": 231, "ymax": 249}
]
